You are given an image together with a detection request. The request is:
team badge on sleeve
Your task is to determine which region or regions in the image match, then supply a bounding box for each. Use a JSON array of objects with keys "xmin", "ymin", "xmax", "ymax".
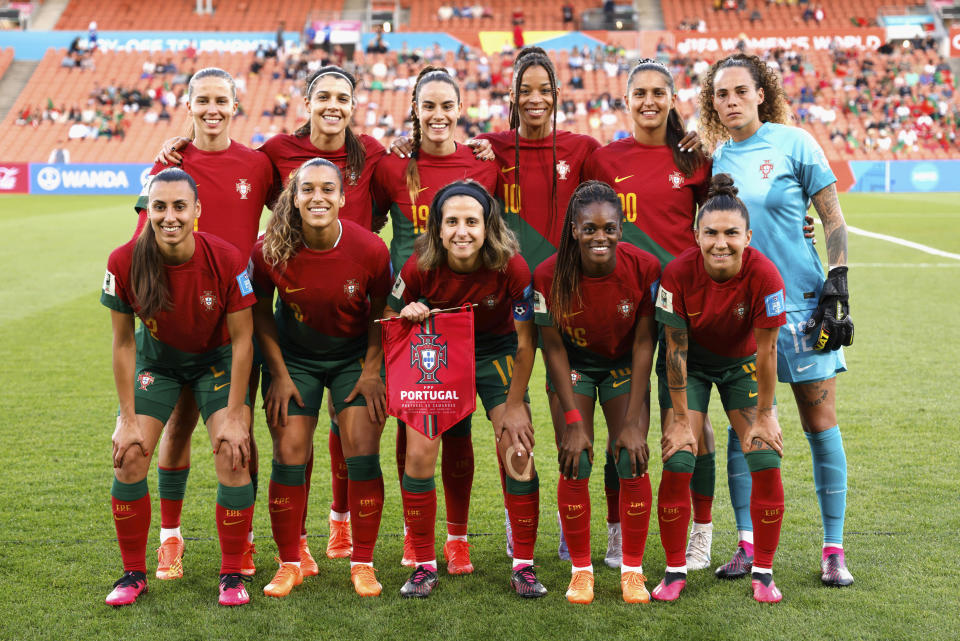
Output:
[
  {"xmin": 103, "ymin": 269, "xmax": 116, "ymax": 296},
  {"xmin": 656, "ymin": 286, "xmax": 673, "ymax": 314},
  {"xmin": 391, "ymin": 275, "xmax": 406, "ymax": 299},
  {"xmin": 765, "ymin": 289, "xmax": 785, "ymax": 317},
  {"xmin": 533, "ymin": 290, "xmax": 547, "ymax": 314},
  {"xmin": 236, "ymin": 271, "xmax": 254, "ymax": 296}
]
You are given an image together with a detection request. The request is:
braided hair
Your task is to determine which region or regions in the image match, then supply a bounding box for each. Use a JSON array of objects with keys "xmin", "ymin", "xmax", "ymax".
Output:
[
  {"xmin": 404, "ymin": 66, "xmax": 461, "ymax": 204},
  {"xmin": 509, "ymin": 47, "xmax": 559, "ymax": 225},
  {"xmin": 296, "ymin": 66, "xmax": 366, "ymax": 185},
  {"xmin": 550, "ymin": 180, "xmax": 622, "ymax": 325}
]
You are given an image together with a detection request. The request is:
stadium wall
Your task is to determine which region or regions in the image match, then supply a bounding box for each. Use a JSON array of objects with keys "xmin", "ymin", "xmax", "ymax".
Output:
[{"xmin": 2, "ymin": 161, "xmax": 958, "ymax": 195}]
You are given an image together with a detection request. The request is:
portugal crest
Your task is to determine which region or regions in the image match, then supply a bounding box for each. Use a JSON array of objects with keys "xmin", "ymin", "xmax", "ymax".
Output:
[
  {"xmin": 200, "ymin": 290, "xmax": 217, "ymax": 311},
  {"xmin": 344, "ymin": 279, "xmax": 360, "ymax": 298},
  {"xmin": 482, "ymin": 294, "xmax": 497, "ymax": 309},
  {"xmin": 759, "ymin": 160, "xmax": 774, "ymax": 180},
  {"xmin": 137, "ymin": 372, "xmax": 155, "ymax": 390},
  {"xmin": 410, "ymin": 326, "xmax": 448, "ymax": 385},
  {"xmin": 556, "ymin": 159, "xmax": 571, "ymax": 180},
  {"xmin": 668, "ymin": 171, "xmax": 685, "ymax": 189},
  {"xmin": 734, "ymin": 302, "xmax": 747, "ymax": 320},
  {"xmin": 570, "ymin": 369, "xmax": 581, "ymax": 384},
  {"xmin": 617, "ymin": 298, "xmax": 635, "ymax": 319},
  {"xmin": 236, "ymin": 178, "xmax": 251, "ymax": 199}
]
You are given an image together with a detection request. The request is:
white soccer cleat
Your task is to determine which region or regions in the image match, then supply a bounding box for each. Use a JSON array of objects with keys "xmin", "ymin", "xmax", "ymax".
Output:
[{"xmin": 685, "ymin": 521, "xmax": 713, "ymax": 570}]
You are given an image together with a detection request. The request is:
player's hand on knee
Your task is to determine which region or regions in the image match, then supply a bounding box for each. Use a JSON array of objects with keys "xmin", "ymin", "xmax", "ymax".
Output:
[
  {"xmin": 558, "ymin": 425, "xmax": 592, "ymax": 480},
  {"xmin": 661, "ymin": 416, "xmax": 695, "ymax": 462},
  {"xmin": 264, "ymin": 374, "xmax": 303, "ymax": 428},
  {"xmin": 743, "ymin": 411, "xmax": 783, "ymax": 456},
  {"xmin": 112, "ymin": 413, "xmax": 148, "ymax": 469},
  {"xmin": 804, "ymin": 266, "xmax": 854, "ymax": 351},
  {"xmin": 213, "ymin": 414, "xmax": 250, "ymax": 471},
  {"xmin": 614, "ymin": 430, "xmax": 649, "ymax": 477}
]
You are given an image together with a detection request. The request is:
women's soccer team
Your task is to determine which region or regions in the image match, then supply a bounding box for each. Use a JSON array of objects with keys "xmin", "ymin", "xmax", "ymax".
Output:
[{"xmin": 101, "ymin": 46, "xmax": 855, "ymax": 607}]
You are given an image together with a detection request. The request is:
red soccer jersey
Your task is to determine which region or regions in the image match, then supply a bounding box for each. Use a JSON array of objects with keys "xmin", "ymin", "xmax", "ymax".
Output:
[
  {"xmin": 655, "ymin": 246, "xmax": 786, "ymax": 366},
  {"xmin": 133, "ymin": 141, "xmax": 274, "ymax": 258},
  {"xmin": 259, "ymin": 132, "xmax": 385, "ymax": 231},
  {"xmin": 387, "ymin": 253, "xmax": 533, "ymax": 357},
  {"xmin": 533, "ymin": 243, "xmax": 660, "ymax": 365},
  {"xmin": 478, "ymin": 129, "xmax": 600, "ymax": 270},
  {"xmin": 372, "ymin": 143, "xmax": 500, "ymax": 270},
  {"xmin": 250, "ymin": 220, "xmax": 392, "ymax": 360},
  {"xmin": 101, "ymin": 232, "xmax": 256, "ymax": 361},
  {"xmin": 583, "ymin": 138, "xmax": 711, "ymax": 268}
]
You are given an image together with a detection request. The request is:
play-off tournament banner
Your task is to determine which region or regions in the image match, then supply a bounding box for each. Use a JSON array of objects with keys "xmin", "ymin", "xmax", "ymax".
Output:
[{"xmin": 383, "ymin": 308, "xmax": 476, "ymax": 439}]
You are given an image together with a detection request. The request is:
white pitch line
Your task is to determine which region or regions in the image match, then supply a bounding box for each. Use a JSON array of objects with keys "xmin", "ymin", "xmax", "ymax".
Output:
[
  {"xmin": 848, "ymin": 262, "xmax": 960, "ymax": 268},
  {"xmin": 846, "ymin": 225, "xmax": 960, "ymax": 261}
]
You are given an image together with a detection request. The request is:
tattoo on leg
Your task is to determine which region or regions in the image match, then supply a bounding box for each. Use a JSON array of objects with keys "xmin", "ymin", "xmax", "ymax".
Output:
[{"xmin": 736, "ymin": 406, "xmax": 757, "ymax": 426}]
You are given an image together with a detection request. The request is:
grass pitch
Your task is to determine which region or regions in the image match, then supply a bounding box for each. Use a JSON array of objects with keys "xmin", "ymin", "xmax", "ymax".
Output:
[{"xmin": 0, "ymin": 193, "xmax": 958, "ymax": 640}]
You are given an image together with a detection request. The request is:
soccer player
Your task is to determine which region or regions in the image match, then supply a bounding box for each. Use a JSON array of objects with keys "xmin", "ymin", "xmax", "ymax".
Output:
[
  {"xmin": 102, "ymin": 168, "xmax": 257, "ymax": 607},
  {"xmin": 386, "ymin": 180, "xmax": 545, "ymax": 599},
  {"xmin": 533, "ymin": 181, "xmax": 660, "ymax": 604},
  {"xmin": 250, "ymin": 158, "xmax": 392, "ymax": 598},
  {"xmin": 700, "ymin": 53, "xmax": 855, "ymax": 587},
  {"xmin": 373, "ymin": 66, "xmax": 499, "ymax": 574},
  {"xmin": 583, "ymin": 58, "xmax": 717, "ymax": 571},
  {"xmin": 654, "ymin": 173, "xmax": 787, "ymax": 603},
  {"xmin": 134, "ymin": 67, "xmax": 274, "ymax": 583}
]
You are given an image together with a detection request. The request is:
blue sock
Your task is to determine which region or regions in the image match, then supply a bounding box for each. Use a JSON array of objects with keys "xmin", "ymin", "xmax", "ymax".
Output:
[
  {"xmin": 726, "ymin": 426, "xmax": 753, "ymax": 533},
  {"xmin": 806, "ymin": 426, "xmax": 847, "ymax": 546}
]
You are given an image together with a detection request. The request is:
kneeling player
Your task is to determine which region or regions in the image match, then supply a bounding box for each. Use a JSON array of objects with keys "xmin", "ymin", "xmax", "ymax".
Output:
[
  {"xmin": 653, "ymin": 174, "xmax": 787, "ymax": 603},
  {"xmin": 534, "ymin": 181, "xmax": 659, "ymax": 604}
]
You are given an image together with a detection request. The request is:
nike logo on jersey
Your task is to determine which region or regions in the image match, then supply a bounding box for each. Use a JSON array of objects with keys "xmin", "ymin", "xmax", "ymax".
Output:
[
  {"xmin": 748, "ymin": 391, "xmax": 758, "ymax": 398},
  {"xmin": 501, "ymin": 166, "xmax": 516, "ymax": 173},
  {"xmin": 214, "ymin": 383, "xmax": 230, "ymax": 391},
  {"xmin": 612, "ymin": 379, "xmax": 630, "ymax": 389},
  {"xmin": 417, "ymin": 187, "xmax": 429, "ymax": 193},
  {"xmin": 796, "ymin": 363, "xmax": 815, "ymax": 373},
  {"xmin": 285, "ymin": 287, "xmax": 306, "ymax": 293},
  {"xmin": 688, "ymin": 311, "xmax": 702, "ymax": 316},
  {"xmin": 614, "ymin": 175, "xmax": 634, "ymax": 183}
]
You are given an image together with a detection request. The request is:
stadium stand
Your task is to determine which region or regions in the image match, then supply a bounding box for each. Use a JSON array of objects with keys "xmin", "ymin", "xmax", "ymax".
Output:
[
  {"xmin": 404, "ymin": 1, "xmax": 600, "ymax": 31},
  {"xmin": 0, "ymin": 47, "xmax": 14, "ymax": 81},
  {"xmin": 665, "ymin": 0, "xmax": 926, "ymax": 31}
]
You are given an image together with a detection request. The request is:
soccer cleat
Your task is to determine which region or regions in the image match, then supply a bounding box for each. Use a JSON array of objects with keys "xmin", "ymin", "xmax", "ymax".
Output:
[
  {"xmin": 685, "ymin": 522, "xmax": 713, "ymax": 570},
  {"xmin": 443, "ymin": 539, "xmax": 474, "ymax": 575},
  {"xmin": 218, "ymin": 572, "xmax": 252, "ymax": 606},
  {"xmin": 299, "ymin": 538, "xmax": 319, "ymax": 577},
  {"xmin": 351, "ymin": 564, "xmax": 383, "ymax": 597},
  {"xmin": 621, "ymin": 571, "xmax": 652, "ymax": 603},
  {"xmin": 156, "ymin": 537, "xmax": 184, "ymax": 580},
  {"xmin": 510, "ymin": 565, "xmax": 548, "ymax": 598},
  {"xmin": 715, "ymin": 545, "xmax": 753, "ymax": 579},
  {"xmin": 565, "ymin": 570, "xmax": 595, "ymax": 604},
  {"xmin": 557, "ymin": 511, "xmax": 570, "ymax": 562},
  {"xmin": 604, "ymin": 521, "xmax": 622, "ymax": 569},
  {"xmin": 400, "ymin": 565, "xmax": 439, "ymax": 598},
  {"xmin": 263, "ymin": 561, "xmax": 303, "ymax": 598},
  {"xmin": 240, "ymin": 541, "xmax": 256, "ymax": 576},
  {"xmin": 401, "ymin": 530, "xmax": 416, "ymax": 568},
  {"xmin": 651, "ymin": 572, "xmax": 686, "ymax": 602},
  {"xmin": 505, "ymin": 508, "xmax": 514, "ymax": 558},
  {"xmin": 821, "ymin": 552, "xmax": 854, "ymax": 587},
  {"xmin": 326, "ymin": 516, "xmax": 352, "ymax": 559},
  {"xmin": 751, "ymin": 572, "xmax": 783, "ymax": 603},
  {"xmin": 105, "ymin": 570, "xmax": 147, "ymax": 606}
]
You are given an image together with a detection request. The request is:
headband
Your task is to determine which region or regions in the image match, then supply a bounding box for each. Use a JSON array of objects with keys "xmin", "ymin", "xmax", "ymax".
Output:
[
  {"xmin": 306, "ymin": 70, "xmax": 354, "ymax": 98},
  {"xmin": 433, "ymin": 182, "xmax": 492, "ymax": 221}
]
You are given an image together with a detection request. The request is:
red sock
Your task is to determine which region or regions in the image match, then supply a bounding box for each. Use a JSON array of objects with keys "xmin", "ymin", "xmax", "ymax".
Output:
[
  {"xmin": 395, "ymin": 423, "xmax": 407, "ymax": 483},
  {"xmin": 557, "ymin": 477, "xmax": 591, "ymax": 566},
  {"xmin": 750, "ymin": 468, "xmax": 784, "ymax": 569},
  {"xmin": 691, "ymin": 491, "xmax": 713, "ymax": 524},
  {"xmin": 217, "ymin": 503, "xmax": 254, "ymax": 574},
  {"xmin": 301, "ymin": 450, "xmax": 313, "ymax": 536},
  {"xmin": 619, "ymin": 474, "xmax": 652, "ymax": 567},
  {"xmin": 349, "ymin": 476, "xmax": 384, "ymax": 564},
  {"xmin": 605, "ymin": 485, "xmax": 620, "ymax": 524},
  {"xmin": 401, "ymin": 484, "xmax": 437, "ymax": 565},
  {"xmin": 268, "ymin": 480, "xmax": 306, "ymax": 563},
  {"xmin": 504, "ymin": 488, "xmax": 539, "ymax": 561},
  {"xmin": 329, "ymin": 429, "xmax": 348, "ymax": 514},
  {"xmin": 441, "ymin": 434, "xmax": 474, "ymax": 536},
  {"xmin": 113, "ymin": 494, "xmax": 151, "ymax": 573},
  {"xmin": 658, "ymin": 470, "xmax": 693, "ymax": 567}
]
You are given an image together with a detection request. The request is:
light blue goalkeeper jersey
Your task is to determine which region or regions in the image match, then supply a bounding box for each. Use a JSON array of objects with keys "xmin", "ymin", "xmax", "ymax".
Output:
[{"xmin": 712, "ymin": 122, "xmax": 836, "ymax": 312}]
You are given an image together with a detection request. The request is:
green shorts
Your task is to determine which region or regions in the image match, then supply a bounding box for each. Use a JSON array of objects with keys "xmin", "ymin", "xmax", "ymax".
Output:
[
  {"xmin": 261, "ymin": 351, "xmax": 380, "ymax": 417},
  {"xmin": 476, "ymin": 351, "xmax": 531, "ymax": 414},
  {"xmin": 132, "ymin": 355, "xmax": 248, "ymax": 424},
  {"xmin": 546, "ymin": 360, "xmax": 634, "ymax": 405},
  {"xmin": 657, "ymin": 358, "xmax": 773, "ymax": 414}
]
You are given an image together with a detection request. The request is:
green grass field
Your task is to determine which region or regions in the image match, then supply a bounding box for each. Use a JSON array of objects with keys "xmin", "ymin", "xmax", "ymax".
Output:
[{"xmin": 1, "ymin": 193, "xmax": 958, "ymax": 640}]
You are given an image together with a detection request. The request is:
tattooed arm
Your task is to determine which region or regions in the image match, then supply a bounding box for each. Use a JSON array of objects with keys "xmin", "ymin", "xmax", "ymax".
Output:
[
  {"xmin": 742, "ymin": 327, "xmax": 783, "ymax": 455},
  {"xmin": 662, "ymin": 325, "xmax": 696, "ymax": 461},
  {"xmin": 810, "ymin": 183, "xmax": 848, "ymax": 268}
]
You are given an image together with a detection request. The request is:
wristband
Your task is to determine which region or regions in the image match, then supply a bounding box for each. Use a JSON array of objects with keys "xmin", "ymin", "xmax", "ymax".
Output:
[{"xmin": 565, "ymin": 409, "xmax": 582, "ymax": 425}]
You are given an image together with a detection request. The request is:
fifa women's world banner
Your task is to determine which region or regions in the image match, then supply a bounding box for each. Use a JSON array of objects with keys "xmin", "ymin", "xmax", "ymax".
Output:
[{"xmin": 382, "ymin": 308, "xmax": 476, "ymax": 439}]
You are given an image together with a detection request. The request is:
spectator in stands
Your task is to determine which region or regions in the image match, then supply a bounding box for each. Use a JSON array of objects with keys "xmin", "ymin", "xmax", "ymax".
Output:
[
  {"xmin": 750, "ymin": 10, "xmax": 762, "ymax": 23},
  {"xmin": 563, "ymin": 4, "xmax": 575, "ymax": 27},
  {"xmin": 367, "ymin": 33, "xmax": 389, "ymax": 55}
]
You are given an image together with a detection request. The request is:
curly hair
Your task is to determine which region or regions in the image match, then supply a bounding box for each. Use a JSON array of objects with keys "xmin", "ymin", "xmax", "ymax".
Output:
[
  {"xmin": 261, "ymin": 158, "xmax": 343, "ymax": 269},
  {"xmin": 698, "ymin": 53, "xmax": 791, "ymax": 152}
]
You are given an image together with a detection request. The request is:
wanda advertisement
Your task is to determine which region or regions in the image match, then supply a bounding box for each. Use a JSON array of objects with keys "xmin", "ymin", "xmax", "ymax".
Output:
[{"xmin": 0, "ymin": 163, "xmax": 30, "ymax": 194}]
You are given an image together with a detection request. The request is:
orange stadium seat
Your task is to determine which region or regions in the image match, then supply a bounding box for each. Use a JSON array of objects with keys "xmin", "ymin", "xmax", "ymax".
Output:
[{"xmin": 664, "ymin": 0, "xmax": 924, "ymax": 31}]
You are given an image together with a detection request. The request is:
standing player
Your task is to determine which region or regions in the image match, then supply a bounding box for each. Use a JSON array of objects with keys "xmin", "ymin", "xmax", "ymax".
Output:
[
  {"xmin": 583, "ymin": 58, "xmax": 716, "ymax": 571},
  {"xmin": 102, "ymin": 168, "xmax": 257, "ymax": 607},
  {"xmin": 134, "ymin": 68, "xmax": 274, "ymax": 583},
  {"xmin": 386, "ymin": 180, "xmax": 545, "ymax": 599},
  {"xmin": 533, "ymin": 181, "xmax": 659, "ymax": 604},
  {"xmin": 250, "ymin": 158, "xmax": 392, "ymax": 598},
  {"xmin": 373, "ymin": 66, "xmax": 499, "ymax": 574},
  {"xmin": 654, "ymin": 174, "xmax": 787, "ymax": 603},
  {"xmin": 700, "ymin": 53, "xmax": 855, "ymax": 587}
]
